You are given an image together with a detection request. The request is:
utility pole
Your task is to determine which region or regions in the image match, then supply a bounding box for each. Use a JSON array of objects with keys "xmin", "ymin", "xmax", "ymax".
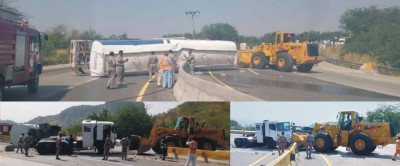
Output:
[{"xmin": 185, "ymin": 11, "xmax": 200, "ymax": 39}]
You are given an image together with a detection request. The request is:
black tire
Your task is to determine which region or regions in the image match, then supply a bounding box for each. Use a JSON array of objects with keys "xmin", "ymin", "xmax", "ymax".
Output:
[
  {"xmin": 36, "ymin": 143, "xmax": 50, "ymax": 155},
  {"xmin": 199, "ymin": 139, "xmax": 217, "ymax": 151},
  {"xmin": 297, "ymin": 64, "xmax": 314, "ymax": 72},
  {"xmin": 276, "ymin": 53, "xmax": 294, "ymax": 72},
  {"xmin": 153, "ymin": 137, "xmax": 179, "ymax": 154},
  {"xmin": 350, "ymin": 133, "xmax": 373, "ymax": 155},
  {"xmin": 251, "ymin": 52, "xmax": 267, "ymax": 69},
  {"xmin": 313, "ymin": 133, "xmax": 332, "ymax": 153},
  {"xmin": 0, "ymin": 77, "xmax": 4, "ymax": 101},
  {"xmin": 28, "ymin": 71, "xmax": 39, "ymax": 93},
  {"xmin": 265, "ymin": 137, "xmax": 276, "ymax": 149},
  {"xmin": 370, "ymin": 145, "xmax": 377, "ymax": 153},
  {"xmin": 234, "ymin": 138, "xmax": 243, "ymax": 148},
  {"xmin": 330, "ymin": 146, "xmax": 338, "ymax": 151},
  {"xmin": 151, "ymin": 140, "xmax": 162, "ymax": 154},
  {"xmin": 96, "ymin": 145, "xmax": 104, "ymax": 154}
]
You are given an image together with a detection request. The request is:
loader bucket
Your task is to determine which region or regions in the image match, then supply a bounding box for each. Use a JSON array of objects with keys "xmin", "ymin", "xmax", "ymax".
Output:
[
  {"xmin": 236, "ymin": 50, "xmax": 252, "ymax": 68},
  {"xmin": 137, "ymin": 138, "xmax": 152, "ymax": 154},
  {"xmin": 291, "ymin": 132, "xmax": 307, "ymax": 149}
]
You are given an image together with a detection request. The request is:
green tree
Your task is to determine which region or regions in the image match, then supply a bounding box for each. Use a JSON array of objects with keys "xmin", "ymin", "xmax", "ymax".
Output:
[
  {"xmin": 60, "ymin": 122, "xmax": 82, "ymax": 136},
  {"xmin": 87, "ymin": 108, "xmax": 112, "ymax": 121},
  {"xmin": 365, "ymin": 104, "xmax": 400, "ymax": 134},
  {"xmin": 199, "ymin": 23, "xmax": 240, "ymax": 43},
  {"xmin": 0, "ymin": 0, "xmax": 27, "ymax": 18},
  {"xmin": 112, "ymin": 106, "xmax": 154, "ymax": 138},
  {"xmin": 80, "ymin": 28, "xmax": 104, "ymax": 40}
]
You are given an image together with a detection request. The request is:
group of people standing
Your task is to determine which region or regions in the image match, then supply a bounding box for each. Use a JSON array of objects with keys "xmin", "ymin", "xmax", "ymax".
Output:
[
  {"xmin": 16, "ymin": 133, "xmax": 33, "ymax": 157},
  {"xmin": 106, "ymin": 50, "xmax": 128, "ymax": 89}
]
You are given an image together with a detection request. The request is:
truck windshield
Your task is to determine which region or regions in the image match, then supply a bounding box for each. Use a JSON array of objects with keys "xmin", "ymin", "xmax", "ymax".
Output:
[{"xmin": 276, "ymin": 122, "xmax": 291, "ymax": 131}]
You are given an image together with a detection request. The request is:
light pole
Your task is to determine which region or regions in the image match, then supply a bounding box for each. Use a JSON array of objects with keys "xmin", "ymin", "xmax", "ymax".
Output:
[{"xmin": 185, "ymin": 11, "xmax": 200, "ymax": 39}]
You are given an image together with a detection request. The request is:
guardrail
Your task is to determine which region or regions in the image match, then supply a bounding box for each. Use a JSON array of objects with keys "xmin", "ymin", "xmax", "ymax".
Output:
[
  {"xmin": 266, "ymin": 142, "xmax": 298, "ymax": 166},
  {"xmin": 324, "ymin": 57, "xmax": 400, "ymax": 76},
  {"xmin": 173, "ymin": 63, "xmax": 262, "ymax": 101},
  {"xmin": 167, "ymin": 147, "xmax": 230, "ymax": 163}
]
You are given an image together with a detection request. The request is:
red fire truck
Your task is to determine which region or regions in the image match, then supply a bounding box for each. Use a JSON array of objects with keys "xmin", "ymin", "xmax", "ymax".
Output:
[{"xmin": 0, "ymin": 9, "xmax": 47, "ymax": 100}]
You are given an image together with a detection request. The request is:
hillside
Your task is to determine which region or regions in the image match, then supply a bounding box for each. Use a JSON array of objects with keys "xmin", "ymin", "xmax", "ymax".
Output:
[
  {"xmin": 153, "ymin": 102, "xmax": 230, "ymax": 135},
  {"xmin": 28, "ymin": 102, "xmax": 144, "ymax": 128}
]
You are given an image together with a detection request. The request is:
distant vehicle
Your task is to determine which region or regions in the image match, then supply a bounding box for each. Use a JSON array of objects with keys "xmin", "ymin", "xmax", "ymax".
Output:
[
  {"xmin": 35, "ymin": 136, "xmax": 70, "ymax": 155},
  {"xmin": 69, "ymin": 40, "xmax": 92, "ymax": 75},
  {"xmin": 10, "ymin": 123, "xmax": 60, "ymax": 147},
  {"xmin": 0, "ymin": 9, "xmax": 47, "ymax": 100},
  {"xmin": 336, "ymin": 37, "xmax": 345, "ymax": 45}
]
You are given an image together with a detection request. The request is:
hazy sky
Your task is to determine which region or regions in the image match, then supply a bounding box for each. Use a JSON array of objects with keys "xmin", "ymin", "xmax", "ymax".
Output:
[
  {"xmin": 8, "ymin": 0, "xmax": 400, "ymax": 38},
  {"xmin": 0, "ymin": 102, "xmax": 182, "ymax": 123},
  {"xmin": 231, "ymin": 102, "xmax": 400, "ymax": 127}
]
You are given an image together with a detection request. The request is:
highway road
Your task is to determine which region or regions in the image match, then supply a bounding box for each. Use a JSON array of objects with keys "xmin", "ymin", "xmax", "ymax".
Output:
[
  {"xmin": 198, "ymin": 62, "xmax": 400, "ymax": 101},
  {"xmin": 0, "ymin": 144, "xmax": 227, "ymax": 166},
  {"xmin": 230, "ymin": 134, "xmax": 399, "ymax": 166},
  {"xmin": 2, "ymin": 68, "xmax": 175, "ymax": 101}
]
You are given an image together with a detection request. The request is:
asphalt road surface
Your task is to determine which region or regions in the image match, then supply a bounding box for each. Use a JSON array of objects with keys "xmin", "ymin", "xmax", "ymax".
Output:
[
  {"xmin": 0, "ymin": 145, "xmax": 227, "ymax": 166},
  {"xmin": 2, "ymin": 69, "xmax": 176, "ymax": 101},
  {"xmin": 230, "ymin": 134, "xmax": 399, "ymax": 166},
  {"xmin": 197, "ymin": 62, "xmax": 400, "ymax": 101}
]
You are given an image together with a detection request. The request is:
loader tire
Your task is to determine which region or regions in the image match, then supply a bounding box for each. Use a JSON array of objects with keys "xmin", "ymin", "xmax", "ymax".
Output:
[
  {"xmin": 28, "ymin": 70, "xmax": 39, "ymax": 93},
  {"xmin": 276, "ymin": 53, "xmax": 294, "ymax": 72},
  {"xmin": 199, "ymin": 139, "xmax": 217, "ymax": 151},
  {"xmin": 330, "ymin": 146, "xmax": 338, "ymax": 151},
  {"xmin": 251, "ymin": 52, "xmax": 267, "ymax": 69},
  {"xmin": 297, "ymin": 64, "xmax": 314, "ymax": 72},
  {"xmin": 350, "ymin": 133, "xmax": 373, "ymax": 155},
  {"xmin": 313, "ymin": 133, "xmax": 332, "ymax": 153},
  {"xmin": 370, "ymin": 145, "xmax": 377, "ymax": 153}
]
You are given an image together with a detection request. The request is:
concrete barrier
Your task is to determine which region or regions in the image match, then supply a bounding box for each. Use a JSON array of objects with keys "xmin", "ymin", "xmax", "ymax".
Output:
[
  {"xmin": 267, "ymin": 142, "xmax": 298, "ymax": 166},
  {"xmin": 167, "ymin": 147, "xmax": 230, "ymax": 161},
  {"xmin": 173, "ymin": 64, "xmax": 263, "ymax": 101}
]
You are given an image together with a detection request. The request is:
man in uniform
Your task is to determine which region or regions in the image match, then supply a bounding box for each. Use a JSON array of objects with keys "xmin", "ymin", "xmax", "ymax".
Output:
[
  {"xmin": 106, "ymin": 51, "xmax": 116, "ymax": 89},
  {"xmin": 24, "ymin": 133, "xmax": 33, "ymax": 157},
  {"xmin": 16, "ymin": 133, "xmax": 24, "ymax": 154},
  {"xmin": 278, "ymin": 132, "xmax": 288, "ymax": 156},
  {"xmin": 184, "ymin": 49, "xmax": 195, "ymax": 75},
  {"xmin": 68, "ymin": 135, "xmax": 75, "ymax": 156},
  {"xmin": 148, "ymin": 51, "xmax": 158, "ymax": 81},
  {"xmin": 160, "ymin": 136, "xmax": 168, "ymax": 160},
  {"xmin": 393, "ymin": 136, "xmax": 400, "ymax": 161},
  {"xmin": 168, "ymin": 50, "xmax": 177, "ymax": 82},
  {"xmin": 120, "ymin": 137, "xmax": 130, "ymax": 160},
  {"xmin": 103, "ymin": 135, "xmax": 113, "ymax": 160},
  {"xmin": 116, "ymin": 50, "xmax": 128, "ymax": 86},
  {"xmin": 185, "ymin": 135, "xmax": 198, "ymax": 166},
  {"xmin": 306, "ymin": 132, "xmax": 315, "ymax": 158},
  {"xmin": 56, "ymin": 134, "xmax": 62, "ymax": 160}
]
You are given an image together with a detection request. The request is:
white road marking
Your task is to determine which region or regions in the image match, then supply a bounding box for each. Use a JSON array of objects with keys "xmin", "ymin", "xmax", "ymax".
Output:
[{"xmin": 247, "ymin": 69, "xmax": 260, "ymax": 75}]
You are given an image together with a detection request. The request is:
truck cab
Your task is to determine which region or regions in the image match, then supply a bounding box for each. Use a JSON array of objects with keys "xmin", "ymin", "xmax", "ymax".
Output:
[
  {"xmin": 255, "ymin": 120, "xmax": 292, "ymax": 149},
  {"xmin": 80, "ymin": 120, "xmax": 117, "ymax": 154}
]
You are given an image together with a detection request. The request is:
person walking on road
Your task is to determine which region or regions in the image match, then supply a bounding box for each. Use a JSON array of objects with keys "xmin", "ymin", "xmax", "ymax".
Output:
[
  {"xmin": 184, "ymin": 49, "xmax": 195, "ymax": 75},
  {"xmin": 160, "ymin": 52, "xmax": 174, "ymax": 88},
  {"xmin": 185, "ymin": 135, "xmax": 198, "ymax": 166},
  {"xmin": 56, "ymin": 134, "xmax": 62, "ymax": 160},
  {"xmin": 116, "ymin": 50, "xmax": 128, "ymax": 86},
  {"xmin": 393, "ymin": 136, "xmax": 400, "ymax": 161},
  {"xmin": 16, "ymin": 133, "xmax": 25, "ymax": 154},
  {"xmin": 103, "ymin": 135, "xmax": 113, "ymax": 160},
  {"xmin": 106, "ymin": 51, "xmax": 116, "ymax": 89},
  {"xmin": 161, "ymin": 136, "xmax": 168, "ymax": 160},
  {"xmin": 278, "ymin": 132, "xmax": 288, "ymax": 156},
  {"xmin": 24, "ymin": 133, "xmax": 33, "ymax": 157},
  {"xmin": 68, "ymin": 135, "xmax": 75, "ymax": 156},
  {"xmin": 148, "ymin": 51, "xmax": 158, "ymax": 81},
  {"xmin": 120, "ymin": 137, "xmax": 130, "ymax": 160},
  {"xmin": 306, "ymin": 132, "xmax": 315, "ymax": 158}
]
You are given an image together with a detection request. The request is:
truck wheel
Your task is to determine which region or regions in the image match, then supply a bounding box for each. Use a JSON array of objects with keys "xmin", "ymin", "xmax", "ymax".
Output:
[
  {"xmin": 266, "ymin": 138, "xmax": 276, "ymax": 149},
  {"xmin": 200, "ymin": 139, "xmax": 216, "ymax": 151},
  {"xmin": 297, "ymin": 64, "xmax": 314, "ymax": 72},
  {"xmin": 251, "ymin": 52, "xmax": 267, "ymax": 69},
  {"xmin": 96, "ymin": 145, "xmax": 104, "ymax": 154},
  {"xmin": 350, "ymin": 133, "xmax": 373, "ymax": 155},
  {"xmin": 276, "ymin": 53, "xmax": 294, "ymax": 72},
  {"xmin": 151, "ymin": 141, "xmax": 162, "ymax": 154},
  {"xmin": 28, "ymin": 71, "xmax": 39, "ymax": 93},
  {"xmin": 313, "ymin": 133, "xmax": 332, "ymax": 153},
  {"xmin": 0, "ymin": 77, "xmax": 4, "ymax": 101},
  {"xmin": 234, "ymin": 138, "xmax": 243, "ymax": 147}
]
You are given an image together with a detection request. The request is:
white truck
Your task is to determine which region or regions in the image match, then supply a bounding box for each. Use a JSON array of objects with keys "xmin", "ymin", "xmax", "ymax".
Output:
[
  {"xmin": 76, "ymin": 120, "xmax": 117, "ymax": 154},
  {"xmin": 255, "ymin": 120, "xmax": 292, "ymax": 149}
]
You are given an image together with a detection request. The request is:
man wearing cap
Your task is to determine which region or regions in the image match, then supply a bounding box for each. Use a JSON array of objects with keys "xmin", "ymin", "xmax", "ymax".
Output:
[
  {"xmin": 120, "ymin": 137, "xmax": 130, "ymax": 160},
  {"xmin": 24, "ymin": 133, "xmax": 33, "ymax": 157},
  {"xmin": 148, "ymin": 51, "xmax": 158, "ymax": 81},
  {"xmin": 106, "ymin": 51, "xmax": 116, "ymax": 89},
  {"xmin": 116, "ymin": 50, "xmax": 128, "ymax": 86},
  {"xmin": 278, "ymin": 132, "xmax": 288, "ymax": 156},
  {"xmin": 306, "ymin": 132, "xmax": 314, "ymax": 158}
]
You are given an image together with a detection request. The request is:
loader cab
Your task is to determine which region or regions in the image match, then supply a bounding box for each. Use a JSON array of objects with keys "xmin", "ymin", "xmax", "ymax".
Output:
[
  {"xmin": 275, "ymin": 32, "xmax": 296, "ymax": 44},
  {"xmin": 338, "ymin": 111, "xmax": 358, "ymax": 131},
  {"xmin": 175, "ymin": 117, "xmax": 197, "ymax": 135}
]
